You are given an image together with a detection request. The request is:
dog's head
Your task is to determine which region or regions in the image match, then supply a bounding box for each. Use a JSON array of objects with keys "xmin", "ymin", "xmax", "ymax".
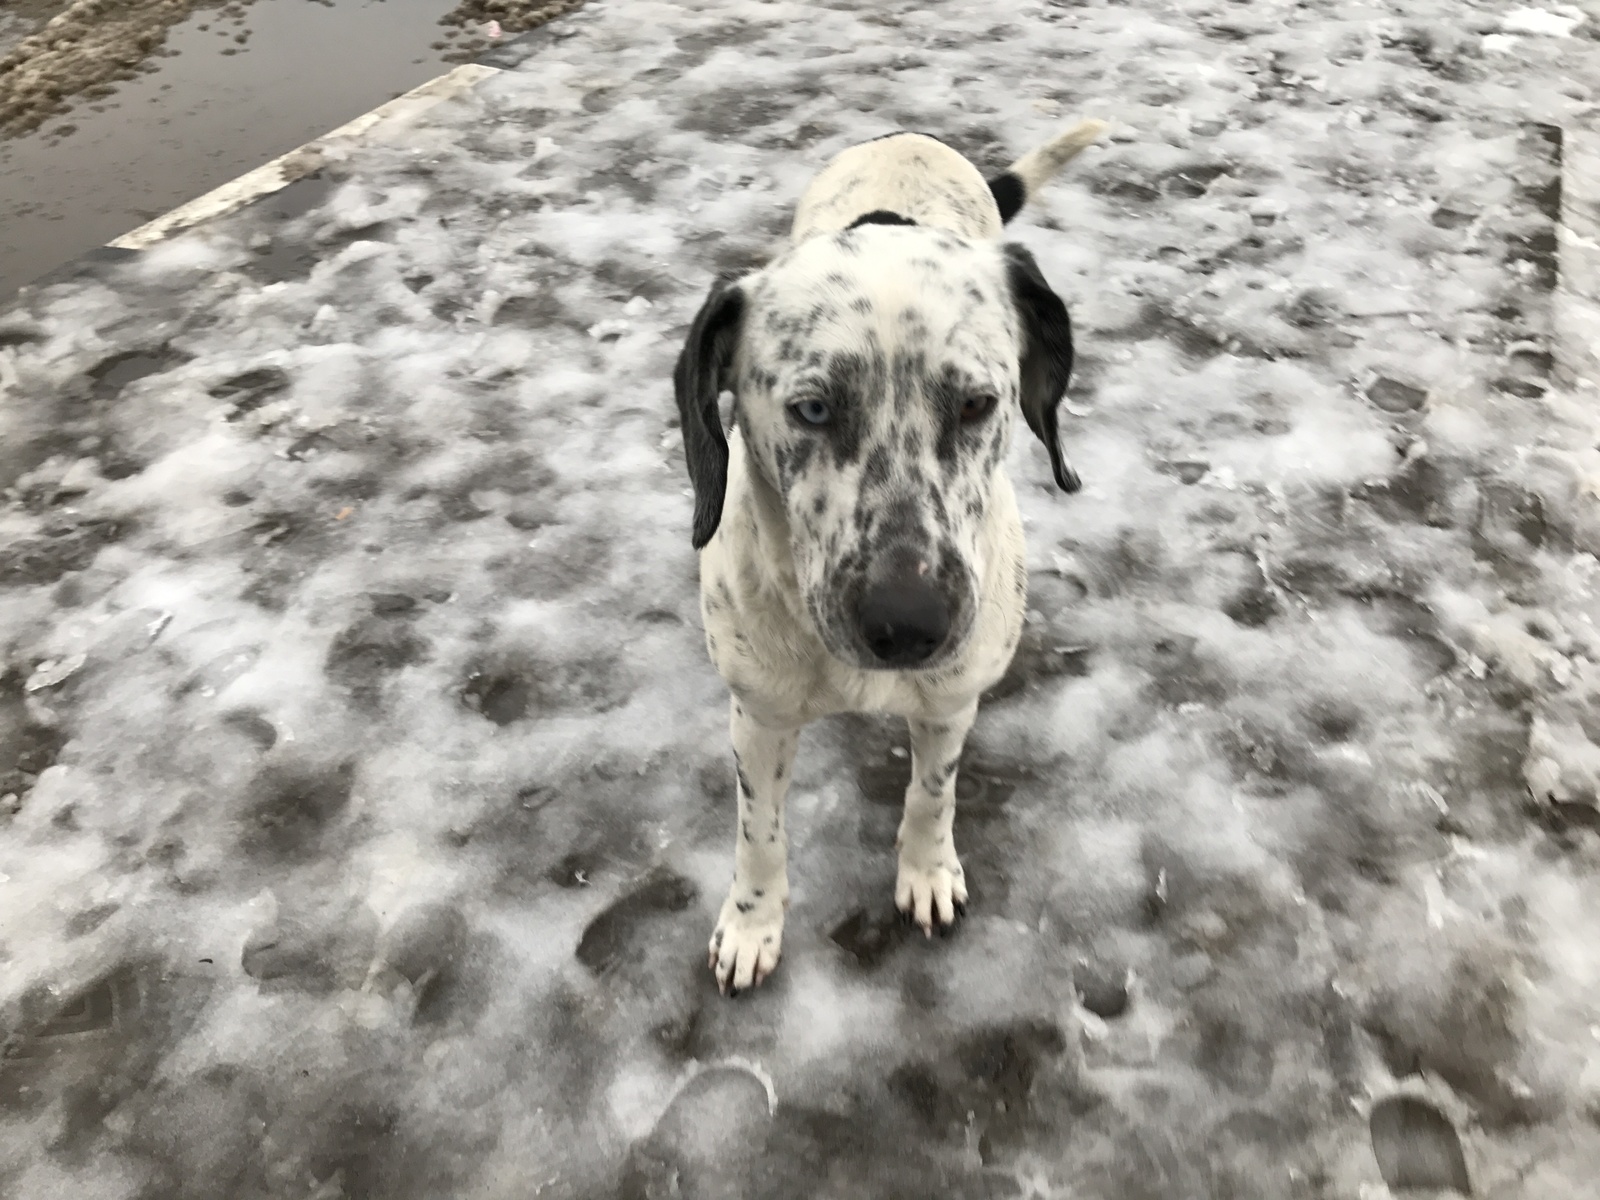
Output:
[{"xmin": 674, "ymin": 226, "xmax": 1079, "ymax": 671}]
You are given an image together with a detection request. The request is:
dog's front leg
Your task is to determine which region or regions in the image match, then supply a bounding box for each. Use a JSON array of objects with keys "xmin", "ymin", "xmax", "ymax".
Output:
[
  {"xmin": 897, "ymin": 702, "xmax": 977, "ymax": 935},
  {"xmin": 709, "ymin": 700, "xmax": 799, "ymax": 995}
]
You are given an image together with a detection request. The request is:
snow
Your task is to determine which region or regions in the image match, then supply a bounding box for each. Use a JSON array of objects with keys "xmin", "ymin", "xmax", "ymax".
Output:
[
  {"xmin": 3, "ymin": 0, "xmax": 1600, "ymax": 1195},
  {"xmin": 1502, "ymin": 5, "xmax": 1588, "ymax": 38}
]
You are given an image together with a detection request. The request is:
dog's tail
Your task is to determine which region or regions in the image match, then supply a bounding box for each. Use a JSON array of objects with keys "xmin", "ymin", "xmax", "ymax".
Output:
[{"xmin": 988, "ymin": 119, "xmax": 1108, "ymax": 224}]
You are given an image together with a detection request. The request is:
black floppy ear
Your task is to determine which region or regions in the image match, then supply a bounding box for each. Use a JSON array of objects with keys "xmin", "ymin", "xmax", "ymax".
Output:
[
  {"xmin": 1002, "ymin": 243, "xmax": 1081, "ymax": 494},
  {"xmin": 673, "ymin": 274, "xmax": 746, "ymax": 548}
]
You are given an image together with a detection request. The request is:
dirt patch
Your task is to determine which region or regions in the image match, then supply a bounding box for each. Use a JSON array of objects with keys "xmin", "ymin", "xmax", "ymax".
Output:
[
  {"xmin": 0, "ymin": 2, "xmax": 63, "ymax": 58},
  {"xmin": 0, "ymin": 0, "xmax": 256, "ymax": 138},
  {"xmin": 438, "ymin": 0, "xmax": 588, "ymax": 62}
]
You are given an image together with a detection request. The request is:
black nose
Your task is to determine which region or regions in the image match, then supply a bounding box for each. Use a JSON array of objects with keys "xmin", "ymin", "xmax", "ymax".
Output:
[{"xmin": 857, "ymin": 575, "xmax": 951, "ymax": 667}]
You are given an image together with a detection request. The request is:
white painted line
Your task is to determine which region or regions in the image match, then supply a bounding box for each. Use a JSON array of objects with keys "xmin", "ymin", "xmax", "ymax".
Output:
[
  {"xmin": 1556, "ymin": 126, "xmax": 1600, "ymax": 390},
  {"xmin": 109, "ymin": 62, "xmax": 502, "ymax": 251}
]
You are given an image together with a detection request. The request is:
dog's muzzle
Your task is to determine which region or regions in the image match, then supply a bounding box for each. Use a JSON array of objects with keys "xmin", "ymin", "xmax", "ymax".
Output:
[{"xmin": 856, "ymin": 566, "xmax": 952, "ymax": 668}]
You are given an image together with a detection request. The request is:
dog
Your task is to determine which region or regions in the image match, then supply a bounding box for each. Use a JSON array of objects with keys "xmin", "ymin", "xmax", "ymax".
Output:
[{"xmin": 673, "ymin": 119, "xmax": 1106, "ymax": 995}]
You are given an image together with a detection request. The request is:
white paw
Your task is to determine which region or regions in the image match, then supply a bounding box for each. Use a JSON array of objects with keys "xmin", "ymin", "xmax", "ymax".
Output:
[
  {"xmin": 895, "ymin": 844, "xmax": 967, "ymax": 936},
  {"xmin": 708, "ymin": 891, "xmax": 786, "ymax": 996}
]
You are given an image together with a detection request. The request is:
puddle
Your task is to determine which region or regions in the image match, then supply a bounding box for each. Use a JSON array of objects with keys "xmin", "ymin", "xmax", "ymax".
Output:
[{"xmin": 0, "ymin": 0, "xmax": 479, "ymax": 301}]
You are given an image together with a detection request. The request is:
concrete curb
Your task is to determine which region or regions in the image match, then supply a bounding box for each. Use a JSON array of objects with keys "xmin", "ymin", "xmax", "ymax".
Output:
[
  {"xmin": 96, "ymin": 15, "xmax": 590, "ymax": 256},
  {"xmin": 0, "ymin": 9, "xmax": 607, "ymax": 310},
  {"xmin": 108, "ymin": 62, "xmax": 502, "ymax": 251},
  {"xmin": 4, "ymin": 22, "xmax": 571, "ymax": 299}
]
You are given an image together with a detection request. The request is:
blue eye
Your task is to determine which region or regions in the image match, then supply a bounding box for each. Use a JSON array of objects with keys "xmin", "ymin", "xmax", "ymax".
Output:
[{"xmin": 791, "ymin": 398, "xmax": 831, "ymax": 426}]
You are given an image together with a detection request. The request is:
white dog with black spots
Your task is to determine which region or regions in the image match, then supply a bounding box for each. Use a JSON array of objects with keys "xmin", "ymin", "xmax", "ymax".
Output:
[{"xmin": 674, "ymin": 119, "xmax": 1106, "ymax": 994}]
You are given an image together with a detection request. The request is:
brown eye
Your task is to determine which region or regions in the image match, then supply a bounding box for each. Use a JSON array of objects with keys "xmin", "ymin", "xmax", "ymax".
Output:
[{"xmin": 960, "ymin": 393, "xmax": 998, "ymax": 423}]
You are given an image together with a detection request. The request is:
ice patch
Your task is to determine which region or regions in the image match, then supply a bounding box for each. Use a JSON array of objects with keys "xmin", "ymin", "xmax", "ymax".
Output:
[{"xmin": 1502, "ymin": 5, "xmax": 1586, "ymax": 37}]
